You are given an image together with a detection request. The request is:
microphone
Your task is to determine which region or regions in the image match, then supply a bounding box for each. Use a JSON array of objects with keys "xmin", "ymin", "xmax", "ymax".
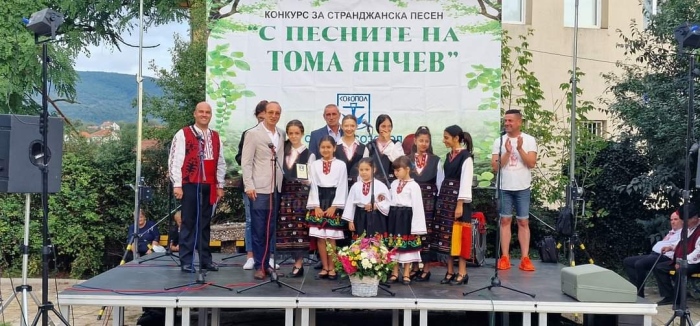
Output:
[
  {"xmin": 361, "ymin": 120, "xmax": 372, "ymax": 129},
  {"xmin": 500, "ymin": 129, "xmax": 507, "ymax": 136},
  {"xmin": 268, "ymin": 142, "xmax": 274, "ymax": 149}
]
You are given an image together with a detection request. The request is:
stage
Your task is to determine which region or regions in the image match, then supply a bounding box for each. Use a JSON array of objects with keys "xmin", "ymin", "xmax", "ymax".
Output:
[{"xmin": 57, "ymin": 254, "xmax": 657, "ymax": 326}]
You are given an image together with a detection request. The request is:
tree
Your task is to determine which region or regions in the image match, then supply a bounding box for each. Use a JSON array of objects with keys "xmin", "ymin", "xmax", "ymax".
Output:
[
  {"xmin": 0, "ymin": 1, "xmax": 186, "ymax": 115},
  {"xmin": 602, "ymin": 0, "xmax": 700, "ymax": 207}
]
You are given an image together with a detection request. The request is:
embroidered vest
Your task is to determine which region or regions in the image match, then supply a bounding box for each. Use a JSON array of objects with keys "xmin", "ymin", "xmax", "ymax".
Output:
[
  {"xmin": 674, "ymin": 226, "xmax": 700, "ymax": 260},
  {"xmin": 181, "ymin": 126, "xmax": 221, "ymax": 184}
]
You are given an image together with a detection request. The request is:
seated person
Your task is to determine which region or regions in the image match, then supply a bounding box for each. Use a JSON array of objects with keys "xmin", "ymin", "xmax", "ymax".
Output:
[
  {"xmin": 125, "ymin": 209, "xmax": 160, "ymax": 262},
  {"xmin": 623, "ymin": 209, "xmax": 682, "ymax": 297},
  {"xmin": 653, "ymin": 202, "xmax": 700, "ymax": 305},
  {"xmin": 169, "ymin": 211, "xmax": 182, "ymax": 252}
]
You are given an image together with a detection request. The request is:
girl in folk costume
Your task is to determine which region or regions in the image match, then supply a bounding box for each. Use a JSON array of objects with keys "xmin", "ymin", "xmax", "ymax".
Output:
[
  {"xmin": 387, "ymin": 156, "xmax": 427, "ymax": 285},
  {"xmin": 306, "ymin": 136, "xmax": 348, "ymax": 280},
  {"xmin": 408, "ymin": 126, "xmax": 444, "ymax": 282},
  {"xmin": 277, "ymin": 120, "xmax": 315, "ymax": 278},
  {"xmin": 367, "ymin": 114, "xmax": 405, "ymax": 186},
  {"xmin": 342, "ymin": 158, "xmax": 391, "ymax": 239},
  {"xmin": 433, "ymin": 125, "xmax": 474, "ymax": 285},
  {"xmin": 336, "ymin": 114, "xmax": 369, "ymax": 190}
]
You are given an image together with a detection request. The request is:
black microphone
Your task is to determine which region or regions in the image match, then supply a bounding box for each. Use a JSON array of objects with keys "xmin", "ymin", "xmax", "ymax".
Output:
[
  {"xmin": 361, "ymin": 120, "xmax": 372, "ymax": 129},
  {"xmin": 500, "ymin": 129, "xmax": 507, "ymax": 136},
  {"xmin": 268, "ymin": 142, "xmax": 274, "ymax": 149}
]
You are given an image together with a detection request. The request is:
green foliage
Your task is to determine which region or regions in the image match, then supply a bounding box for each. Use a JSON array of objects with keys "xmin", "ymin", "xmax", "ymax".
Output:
[{"xmin": 601, "ymin": 0, "xmax": 700, "ymax": 206}]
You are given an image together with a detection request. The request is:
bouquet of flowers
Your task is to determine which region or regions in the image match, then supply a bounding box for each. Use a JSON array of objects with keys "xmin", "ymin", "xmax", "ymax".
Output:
[{"xmin": 332, "ymin": 234, "xmax": 397, "ymax": 283}]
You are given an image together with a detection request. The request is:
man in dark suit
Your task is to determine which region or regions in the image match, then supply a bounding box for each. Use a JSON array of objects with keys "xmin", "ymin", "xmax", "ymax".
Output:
[
  {"xmin": 241, "ymin": 101, "xmax": 286, "ymax": 280},
  {"xmin": 308, "ymin": 104, "xmax": 343, "ymax": 157}
]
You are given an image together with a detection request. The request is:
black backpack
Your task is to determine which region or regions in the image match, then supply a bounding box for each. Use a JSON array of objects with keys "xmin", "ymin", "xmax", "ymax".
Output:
[
  {"xmin": 556, "ymin": 206, "xmax": 574, "ymax": 237},
  {"xmin": 538, "ymin": 236, "xmax": 558, "ymax": 263}
]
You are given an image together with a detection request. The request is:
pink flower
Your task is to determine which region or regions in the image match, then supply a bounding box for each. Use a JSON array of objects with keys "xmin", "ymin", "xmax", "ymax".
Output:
[{"xmin": 340, "ymin": 256, "xmax": 357, "ymax": 275}]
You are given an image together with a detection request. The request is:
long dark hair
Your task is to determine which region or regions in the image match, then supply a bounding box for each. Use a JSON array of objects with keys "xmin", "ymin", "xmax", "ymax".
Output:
[
  {"xmin": 254, "ymin": 100, "xmax": 268, "ymax": 116},
  {"xmin": 410, "ymin": 126, "xmax": 434, "ymax": 156},
  {"xmin": 444, "ymin": 125, "xmax": 473, "ymax": 152},
  {"xmin": 374, "ymin": 114, "xmax": 393, "ymax": 132},
  {"xmin": 318, "ymin": 135, "xmax": 337, "ymax": 159},
  {"xmin": 284, "ymin": 120, "xmax": 305, "ymax": 157}
]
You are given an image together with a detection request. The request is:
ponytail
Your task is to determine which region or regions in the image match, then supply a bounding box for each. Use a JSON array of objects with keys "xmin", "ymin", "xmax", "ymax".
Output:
[{"xmin": 463, "ymin": 132, "xmax": 473, "ymax": 152}]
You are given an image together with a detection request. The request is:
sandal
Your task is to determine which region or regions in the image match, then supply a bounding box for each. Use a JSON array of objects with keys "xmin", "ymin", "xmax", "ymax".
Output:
[
  {"xmin": 439, "ymin": 272, "xmax": 455, "ymax": 284},
  {"xmin": 409, "ymin": 269, "xmax": 420, "ymax": 280},
  {"xmin": 288, "ymin": 266, "xmax": 304, "ymax": 278},
  {"xmin": 414, "ymin": 271, "xmax": 431, "ymax": 282},
  {"xmin": 328, "ymin": 270, "xmax": 338, "ymax": 280},
  {"xmin": 388, "ymin": 274, "xmax": 399, "ymax": 283},
  {"xmin": 317, "ymin": 269, "xmax": 329, "ymax": 279},
  {"xmin": 402, "ymin": 276, "xmax": 412, "ymax": 285}
]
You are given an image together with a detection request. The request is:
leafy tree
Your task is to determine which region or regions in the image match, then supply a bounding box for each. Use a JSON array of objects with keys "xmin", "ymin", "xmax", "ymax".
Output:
[{"xmin": 602, "ymin": 0, "xmax": 700, "ymax": 206}]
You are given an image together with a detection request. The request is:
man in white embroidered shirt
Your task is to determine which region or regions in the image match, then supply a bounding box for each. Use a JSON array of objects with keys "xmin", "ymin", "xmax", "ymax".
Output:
[
  {"xmin": 622, "ymin": 209, "xmax": 682, "ymax": 298},
  {"xmin": 168, "ymin": 102, "xmax": 226, "ymax": 273}
]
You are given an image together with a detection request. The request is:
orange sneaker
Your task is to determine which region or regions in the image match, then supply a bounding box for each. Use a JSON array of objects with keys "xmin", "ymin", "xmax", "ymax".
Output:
[
  {"xmin": 497, "ymin": 255, "xmax": 511, "ymax": 270},
  {"xmin": 519, "ymin": 256, "xmax": 536, "ymax": 271}
]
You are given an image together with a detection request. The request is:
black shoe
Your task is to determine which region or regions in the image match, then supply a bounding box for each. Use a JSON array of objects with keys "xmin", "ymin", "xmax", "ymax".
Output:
[
  {"xmin": 450, "ymin": 274, "xmax": 468, "ymax": 285},
  {"xmin": 439, "ymin": 273, "xmax": 455, "ymax": 285},
  {"xmin": 180, "ymin": 265, "xmax": 195, "ymax": 273},
  {"xmin": 203, "ymin": 264, "xmax": 219, "ymax": 272},
  {"xmin": 288, "ymin": 266, "xmax": 304, "ymax": 278},
  {"xmin": 657, "ymin": 297, "xmax": 674, "ymax": 306},
  {"xmin": 414, "ymin": 271, "xmax": 431, "ymax": 282}
]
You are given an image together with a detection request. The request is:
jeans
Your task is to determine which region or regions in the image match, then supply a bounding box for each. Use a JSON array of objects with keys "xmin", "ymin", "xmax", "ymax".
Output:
[
  {"xmin": 250, "ymin": 193, "xmax": 278, "ymax": 270},
  {"xmin": 623, "ymin": 252, "xmax": 669, "ymax": 297},
  {"xmin": 243, "ymin": 193, "xmax": 252, "ymax": 252},
  {"xmin": 499, "ymin": 188, "xmax": 531, "ymax": 219}
]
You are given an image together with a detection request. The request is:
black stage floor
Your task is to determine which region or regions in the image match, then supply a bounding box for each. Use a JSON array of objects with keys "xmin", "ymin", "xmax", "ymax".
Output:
[{"xmin": 58, "ymin": 253, "xmax": 656, "ymax": 326}]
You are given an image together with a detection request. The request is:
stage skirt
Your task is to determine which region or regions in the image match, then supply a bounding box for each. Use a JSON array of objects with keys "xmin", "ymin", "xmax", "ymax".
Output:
[
  {"xmin": 351, "ymin": 206, "xmax": 388, "ymax": 239},
  {"xmin": 306, "ymin": 187, "xmax": 346, "ymax": 240},
  {"xmin": 386, "ymin": 206, "xmax": 422, "ymax": 263},
  {"xmin": 432, "ymin": 178, "xmax": 464, "ymax": 263},
  {"xmin": 417, "ymin": 181, "xmax": 437, "ymax": 262},
  {"xmin": 276, "ymin": 180, "xmax": 311, "ymax": 257}
]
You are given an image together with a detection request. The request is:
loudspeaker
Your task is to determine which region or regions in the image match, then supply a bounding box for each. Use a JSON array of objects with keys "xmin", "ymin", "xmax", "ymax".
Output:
[
  {"xmin": 0, "ymin": 114, "xmax": 63, "ymax": 193},
  {"xmin": 561, "ymin": 264, "xmax": 637, "ymax": 303}
]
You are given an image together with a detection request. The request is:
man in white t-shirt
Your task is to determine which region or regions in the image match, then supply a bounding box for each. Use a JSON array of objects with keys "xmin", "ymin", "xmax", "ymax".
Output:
[{"xmin": 491, "ymin": 109, "xmax": 538, "ymax": 272}]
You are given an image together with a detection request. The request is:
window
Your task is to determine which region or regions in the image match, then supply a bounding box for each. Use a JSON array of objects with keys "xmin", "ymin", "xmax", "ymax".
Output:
[
  {"xmin": 582, "ymin": 120, "xmax": 605, "ymax": 138},
  {"xmin": 643, "ymin": 0, "xmax": 659, "ymax": 29},
  {"xmin": 563, "ymin": 0, "xmax": 604, "ymax": 28},
  {"xmin": 503, "ymin": 0, "xmax": 526, "ymax": 24}
]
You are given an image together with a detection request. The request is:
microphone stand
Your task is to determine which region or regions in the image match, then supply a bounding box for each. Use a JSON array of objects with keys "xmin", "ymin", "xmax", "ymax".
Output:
[
  {"xmin": 333, "ymin": 125, "xmax": 395, "ymax": 296},
  {"xmin": 138, "ymin": 203, "xmax": 183, "ymax": 264},
  {"xmin": 237, "ymin": 142, "xmax": 305, "ymax": 294},
  {"xmin": 465, "ymin": 130, "xmax": 534, "ymax": 298},
  {"xmin": 166, "ymin": 132, "xmax": 232, "ymax": 292}
]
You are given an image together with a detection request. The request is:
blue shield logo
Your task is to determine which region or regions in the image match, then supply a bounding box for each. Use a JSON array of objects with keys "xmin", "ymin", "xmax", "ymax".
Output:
[{"xmin": 337, "ymin": 94, "xmax": 371, "ymax": 129}]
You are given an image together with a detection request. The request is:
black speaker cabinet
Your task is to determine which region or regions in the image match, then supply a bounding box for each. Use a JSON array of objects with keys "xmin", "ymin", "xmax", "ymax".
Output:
[{"xmin": 0, "ymin": 114, "xmax": 63, "ymax": 193}]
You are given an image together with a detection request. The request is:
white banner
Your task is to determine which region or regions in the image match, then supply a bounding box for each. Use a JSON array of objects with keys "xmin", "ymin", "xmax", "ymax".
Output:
[{"xmin": 207, "ymin": 0, "xmax": 501, "ymax": 181}]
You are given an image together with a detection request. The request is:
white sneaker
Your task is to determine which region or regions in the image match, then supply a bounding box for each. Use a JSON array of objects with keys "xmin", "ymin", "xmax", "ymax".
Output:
[
  {"xmin": 269, "ymin": 258, "xmax": 280, "ymax": 269},
  {"xmin": 243, "ymin": 258, "xmax": 254, "ymax": 270}
]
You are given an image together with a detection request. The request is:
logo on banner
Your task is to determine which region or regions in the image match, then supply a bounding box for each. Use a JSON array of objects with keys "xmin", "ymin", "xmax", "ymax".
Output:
[{"xmin": 337, "ymin": 93, "xmax": 371, "ymax": 129}]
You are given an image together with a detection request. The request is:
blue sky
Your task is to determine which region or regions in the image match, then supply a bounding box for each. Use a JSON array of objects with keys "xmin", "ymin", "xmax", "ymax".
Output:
[{"xmin": 74, "ymin": 22, "xmax": 189, "ymax": 77}]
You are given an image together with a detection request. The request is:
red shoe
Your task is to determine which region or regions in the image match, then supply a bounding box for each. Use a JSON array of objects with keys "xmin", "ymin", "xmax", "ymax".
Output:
[
  {"xmin": 497, "ymin": 255, "xmax": 511, "ymax": 270},
  {"xmin": 519, "ymin": 256, "xmax": 536, "ymax": 272}
]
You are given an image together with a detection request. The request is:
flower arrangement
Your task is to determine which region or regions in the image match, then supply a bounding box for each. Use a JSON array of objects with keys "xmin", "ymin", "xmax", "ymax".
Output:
[{"xmin": 331, "ymin": 234, "xmax": 398, "ymax": 283}]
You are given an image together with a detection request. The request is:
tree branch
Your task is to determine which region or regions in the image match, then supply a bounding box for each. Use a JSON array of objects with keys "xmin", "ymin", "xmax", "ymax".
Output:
[
  {"xmin": 476, "ymin": 0, "xmax": 500, "ymax": 21},
  {"xmin": 32, "ymin": 87, "xmax": 79, "ymax": 136},
  {"xmin": 211, "ymin": 0, "xmax": 240, "ymax": 21}
]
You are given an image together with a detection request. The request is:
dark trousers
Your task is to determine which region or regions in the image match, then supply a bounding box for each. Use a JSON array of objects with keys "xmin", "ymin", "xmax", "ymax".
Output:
[
  {"xmin": 250, "ymin": 193, "xmax": 278, "ymax": 271},
  {"xmin": 653, "ymin": 259, "xmax": 700, "ymax": 299},
  {"xmin": 623, "ymin": 252, "xmax": 669, "ymax": 297},
  {"xmin": 179, "ymin": 183, "xmax": 213, "ymax": 268}
]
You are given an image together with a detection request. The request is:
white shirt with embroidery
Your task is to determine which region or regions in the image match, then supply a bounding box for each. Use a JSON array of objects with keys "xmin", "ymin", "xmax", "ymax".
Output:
[
  {"xmin": 168, "ymin": 126, "xmax": 226, "ymax": 188},
  {"xmin": 342, "ymin": 179, "xmax": 391, "ymax": 222},
  {"xmin": 306, "ymin": 158, "xmax": 348, "ymax": 209}
]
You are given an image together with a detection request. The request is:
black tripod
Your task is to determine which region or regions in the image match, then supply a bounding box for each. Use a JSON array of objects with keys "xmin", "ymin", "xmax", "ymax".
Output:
[
  {"xmin": 332, "ymin": 124, "xmax": 395, "ymax": 296},
  {"xmin": 465, "ymin": 131, "xmax": 535, "ymax": 298},
  {"xmin": 237, "ymin": 143, "xmax": 305, "ymax": 294},
  {"xmin": 664, "ymin": 29, "xmax": 698, "ymax": 326},
  {"xmin": 166, "ymin": 132, "xmax": 232, "ymax": 292}
]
